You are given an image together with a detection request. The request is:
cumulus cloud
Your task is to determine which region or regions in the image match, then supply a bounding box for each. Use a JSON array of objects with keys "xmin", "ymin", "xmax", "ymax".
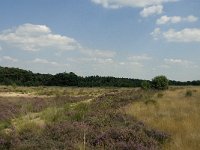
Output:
[
  {"xmin": 0, "ymin": 23, "xmax": 79, "ymax": 51},
  {"xmin": 3, "ymin": 56, "xmax": 18, "ymax": 62},
  {"xmin": 151, "ymin": 28, "xmax": 200, "ymax": 42},
  {"xmin": 91, "ymin": 0, "xmax": 178, "ymax": 18},
  {"xmin": 140, "ymin": 5, "xmax": 163, "ymax": 17},
  {"xmin": 156, "ymin": 15, "xmax": 198, "ymax": 25},
  {"xmin": 91, "ymin": 0, "xmax": 177, "ymax": 8},
  {"xmin": 163, "ymin": 28, "xmax": 200, "ymax": 42},
  {"xmin": 0, "ymin": 23, "xmax": 116, "ymax": 61}
]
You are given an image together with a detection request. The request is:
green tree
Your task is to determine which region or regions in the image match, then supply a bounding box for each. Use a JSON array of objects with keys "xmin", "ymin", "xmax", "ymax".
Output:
[
  {"xmin": 141, "ymin": 80, "xmax": 151, "ymax": 90},
  {"xmin": 151, "ymin": 75, "xmax": 169, "ymax": 90}
]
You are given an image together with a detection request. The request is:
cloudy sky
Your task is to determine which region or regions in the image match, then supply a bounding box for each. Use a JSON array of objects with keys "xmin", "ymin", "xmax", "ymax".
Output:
[{"xmin": 0, "ymin": 0, "xmax": 200, "ymax": 81}]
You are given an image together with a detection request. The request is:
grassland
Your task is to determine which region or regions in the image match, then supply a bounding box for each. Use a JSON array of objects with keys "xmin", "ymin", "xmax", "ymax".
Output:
[
  {"xmin": 0, "ymin": 85, "xmax": 199, "ymax": 149},
  {"xmin": 125, "ymin": 86, "xmax": 200, "ymax": 150}
]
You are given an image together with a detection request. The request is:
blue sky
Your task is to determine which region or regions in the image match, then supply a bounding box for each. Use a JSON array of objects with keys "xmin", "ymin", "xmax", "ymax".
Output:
[{"xmin": 0, "ymin": 0, "xmax": 200, "ymax": 81}]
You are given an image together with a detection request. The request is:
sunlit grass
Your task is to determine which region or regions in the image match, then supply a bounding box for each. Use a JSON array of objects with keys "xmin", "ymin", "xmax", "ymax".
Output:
[{"xmin": 125, "ymin": 87, "xmax": 200, "ymax": 150}]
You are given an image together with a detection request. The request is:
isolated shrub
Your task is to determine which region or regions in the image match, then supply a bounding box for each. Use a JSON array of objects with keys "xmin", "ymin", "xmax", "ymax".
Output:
[
  {"xmin": 151, "ymin": 75, "xmax": 169, "ymax": 90},
  {"xmin": 185, "ymin": 90, "xmax": 192, "ymax": 97},
  {"xmin": 141, "ymin": 81, "xmax": 151, "ymax": 90},
  {"xmin": 11, "ymin": 83, "xmax": 17, "ymax": 89}
]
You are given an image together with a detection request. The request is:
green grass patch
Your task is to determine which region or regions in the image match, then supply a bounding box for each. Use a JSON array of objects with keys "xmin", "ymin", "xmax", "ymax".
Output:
[{"xmin": 0, "ymin": 121, "xmax": 11, "ymax": 131}]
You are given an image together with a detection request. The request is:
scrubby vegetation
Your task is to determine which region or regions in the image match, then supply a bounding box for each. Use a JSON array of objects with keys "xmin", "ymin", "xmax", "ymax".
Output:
[
  {"xmin": 141, "ymin": 80, "xmax": 151, "ymax": 90},
  {"xmin": 141, "ymin": 75, "xmax": 169, "ymax": 90},
  {"xmin": 0, "ymin": 86, "xmax": 170, "ymax": 149}
]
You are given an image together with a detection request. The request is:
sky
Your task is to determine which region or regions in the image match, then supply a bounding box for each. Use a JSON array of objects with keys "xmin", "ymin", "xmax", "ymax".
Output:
[{"xmin": 0, "ymin": 0, "xmax": 200, "ymax": 81}]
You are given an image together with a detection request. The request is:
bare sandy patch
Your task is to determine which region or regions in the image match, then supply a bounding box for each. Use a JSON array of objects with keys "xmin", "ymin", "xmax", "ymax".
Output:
[{"xmin": 0, "ymin": 92, "xmax": 49, "ymax": 98}]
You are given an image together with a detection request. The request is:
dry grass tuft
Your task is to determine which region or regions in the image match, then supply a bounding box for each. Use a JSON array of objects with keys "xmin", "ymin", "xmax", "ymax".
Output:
[{"xmin": 125, "ymin": 87, "xmax": 200, "ymax": 150}]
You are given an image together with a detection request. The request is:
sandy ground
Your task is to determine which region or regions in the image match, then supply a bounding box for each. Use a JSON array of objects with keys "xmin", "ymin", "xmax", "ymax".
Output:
[{"xmin": 0, "ymin": 92, "xmax": 35, "ymax": 97}]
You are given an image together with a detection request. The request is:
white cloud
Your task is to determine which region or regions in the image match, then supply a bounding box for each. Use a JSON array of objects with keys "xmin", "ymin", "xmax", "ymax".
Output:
[
  {"xmin": 129, "ymin": 61, "xmax": 144, "ymax": 67},
  {"xmin": 80, "ymin": 48, "xmax": 116, "ymax": 58},
  {"xmin": 91, "ymin": 0, "xmax": 178, "ymax": 8},
  {"xmin": 94, "ymin": 58, "xmax": 114, "ymax": 64},
  {"xmin": 33, "ymin": 58, "xmax": 68, "ymax": 67},
  {"xmin": 164, "ymin": 58, "xmax": 190, "ymax": 65},
  {"xmin": 159, "ymin": 64, "xmax": 170, "ymax": 69},
  {"xmin": 0, "ymin": 23, "xmax": 79, "ymax": 51},
  {"xmin": 33, "ymin": 58, "xmax": 50, "ymax": 64},
  {"xmin": 67, "ymin": 57, "xmax": 114, "ymax": 65},
  {"xmin": 3, "ymin": 56, "xmax": 18, "ymax": 62},
  {"xmin": 151, "ymin": 28, "xmax": 200, "ymax": 42},
  {"xmin": 126, "ymin": 54, "xmax": 151, "ymax": 68},
  {"xmin": 163, "ymin": 28, "xmax": 200, "ymax": 42},
  {"xmin": 186, "ymin": 15, "xmax": 199, "ymax": 22},
  {"xmin": 140, "ymin": 5, "xmax": 163, "ymax": 17},
  {"xmin": 119, "ymin": 62, "xmax": 125, "ymax": 65},
  {"xmin": 0, "ymin": 24, "xmax": 117, "ymax": 61},
  {"xmin": 0, "ymin": 46, "xmax": 2, "ymax": 51},
  {"xmin": 15, "ymin": 23, "xmax": 51, "ymax": 35},
  {"xmin": 156, "ymin": 15, "xmax": 198, "ymax": 25},
  {"xmin": 156, "ymin": 15, "xmax": 180, "ymax": 24},
  {"xmin": 128, "ymin": 54, "xmax": 152, "ymax": 61},
  {"xmin": 151, "ymin": 28, "xmax": 161, "ymax": 40},
  {"xmin": 164, "ymin": 58, "xmax": 198, "ymax": 68}
]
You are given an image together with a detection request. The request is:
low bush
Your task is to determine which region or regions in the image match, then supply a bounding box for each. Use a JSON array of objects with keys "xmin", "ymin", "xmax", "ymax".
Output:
[
  {"xmin": 185, "ymin": 90, "xmax": 192, "ymax": 97},
  {"xmin": 141, "ymin": 81, "xmax": 151, "ymax": 90},
  {"xmin": 151, "ymin": 75, "xmax": 169, "ymax": 90}
]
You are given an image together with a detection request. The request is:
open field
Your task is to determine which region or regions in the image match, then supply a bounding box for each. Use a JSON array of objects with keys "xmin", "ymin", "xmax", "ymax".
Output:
[
  {"xmin": 125, "ymin": 86, "xmax": 200, "ymax": 150},
  {"xmin": 0, "ymin": 86, "xmax": 199, "ymax": 149}
]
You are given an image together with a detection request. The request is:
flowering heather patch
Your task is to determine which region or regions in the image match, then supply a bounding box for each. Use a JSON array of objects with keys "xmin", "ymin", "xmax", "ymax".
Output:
[
  {"xmin": 0, "ymin": 87, "xmax": 170, "ymax": 149},
  {"xmin": 0, "ymin": 100, "xmax": 20, "ymax": 121}
]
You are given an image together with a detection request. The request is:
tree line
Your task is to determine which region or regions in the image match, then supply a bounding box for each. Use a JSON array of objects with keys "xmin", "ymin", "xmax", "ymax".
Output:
[{"xmin": 0, "ymin": 66, "xmax": 199, "ymax": 87}]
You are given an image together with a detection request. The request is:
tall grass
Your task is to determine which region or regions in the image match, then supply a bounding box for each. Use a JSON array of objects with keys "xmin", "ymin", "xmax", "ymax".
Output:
[{"xmin": 125, "ymin": 87, "xmax": 200, "ymax": 150}]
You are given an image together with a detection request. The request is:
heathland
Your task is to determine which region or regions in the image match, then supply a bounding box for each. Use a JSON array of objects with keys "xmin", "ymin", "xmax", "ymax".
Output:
[{"xmin": 0, "ymin": 85, "xmax": 199, "ymax": 149}]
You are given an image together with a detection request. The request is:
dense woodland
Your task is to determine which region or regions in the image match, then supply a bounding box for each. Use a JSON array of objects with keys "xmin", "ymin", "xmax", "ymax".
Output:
[{"xmin": 0, "ymin": 66, "xmax": 200, "ymax": 87}]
